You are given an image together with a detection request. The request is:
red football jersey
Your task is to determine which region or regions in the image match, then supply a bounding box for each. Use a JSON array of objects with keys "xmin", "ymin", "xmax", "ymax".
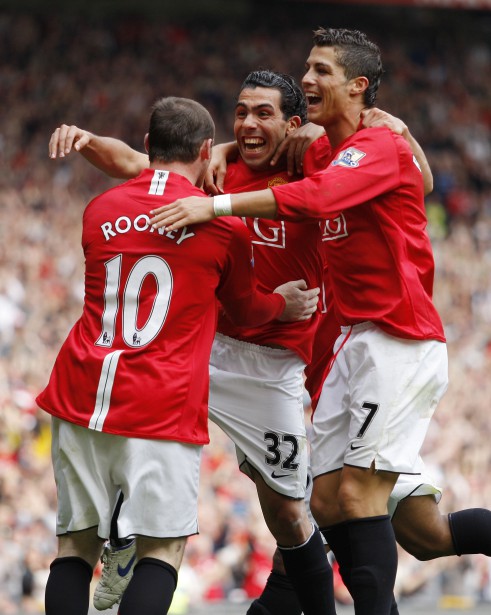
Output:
[
  {"xmin": 304, "ymin": 275, "xmax": 339, "ymax": 412},
  {"xmin": 37, "ymin": 170, "xmax": 284, "ymax": 443},
  {"xmin": 217, "ymin": 137, "xmax": 331, "ymax": 363},
  {"xmin": 272, "ymin": 127, "xmax": 445, "ymax": 342}
]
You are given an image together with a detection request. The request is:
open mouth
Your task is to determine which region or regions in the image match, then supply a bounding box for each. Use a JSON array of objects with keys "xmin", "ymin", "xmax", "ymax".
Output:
[
  {"xmin": 305, "ymin": 94, "xmax": 322, "ymax": 107},
  {"xmin": 242, "ymin": 137, "xmax": 266, "ymax": 153}
]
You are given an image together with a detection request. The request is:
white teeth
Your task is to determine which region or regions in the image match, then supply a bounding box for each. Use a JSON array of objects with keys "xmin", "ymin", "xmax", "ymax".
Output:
[{"xmin": 244, "ymin": 138, "xmax": 265, "ymax": 145}]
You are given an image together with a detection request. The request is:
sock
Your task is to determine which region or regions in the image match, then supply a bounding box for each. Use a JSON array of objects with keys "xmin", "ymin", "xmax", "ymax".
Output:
[
  {"xmin": 322, "ymin": 521, "xmax": 399, "ymax": 615},
  {"xmin": 449, "ymin": 508, "xmax": 491, "ymax": 556},
  {"xmin": 45, "ymin": 556, "xmax": 93, "ymax": 615},
  {"xmin": 246, "ymin": 570, "xmax": 302, "ymax": 615},
  {"xmin": 118, "ymin": 557, "xmax": 178, "ymax": 615},
  {"xmin": 321, "ymin": 522, "xmax": 351, "ymax": 589},
  {"xmin": 278, "ymin": 526, "xmax": 336, "ymax": 615},
  {"xmin": 347, "ymin": 515, "xmax": 398, "ymax": 615},
  {"xmin": 247, "ymin": 599, "xmax": 274, "ymax": 615}
]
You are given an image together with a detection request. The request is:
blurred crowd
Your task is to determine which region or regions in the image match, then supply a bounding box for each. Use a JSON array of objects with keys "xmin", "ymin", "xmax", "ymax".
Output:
[{"xmin": 1, "ymin": 6, "xmax": 490, "ymax": 613}]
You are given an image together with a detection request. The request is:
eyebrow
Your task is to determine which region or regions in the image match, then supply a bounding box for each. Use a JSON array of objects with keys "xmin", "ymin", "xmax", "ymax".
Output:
[
  {"xmin": 305, "ymin": 61, "xmax": 331, "ymax": 70},
  {"xmin": 235, "ymin": 101, "xmax": 276, "ymax": 111}
]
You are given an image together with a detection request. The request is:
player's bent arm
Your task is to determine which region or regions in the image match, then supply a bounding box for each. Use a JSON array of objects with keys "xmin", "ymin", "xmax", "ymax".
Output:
[
  {"xmin": 78, "ymin": 135, "xmax": 148, "ymax": 179},
  {"xmin": 274, "ymin": 280, "xmax": 320, "ymax": 322},
  {"xmin": 48, "ymin": 124, "xmax": 148, "ymax": 179},
  {"xmin": 220, "ymin": 280, "xmax": 319, "ymax": 326},
  {"xmin": 361, "ymin": 109, "xmax": 433, "ymax": 195},
  {"xmin": 402, "ymin": 130, "xmax": 433, "ymax": 195},
  {"xmin": 270, "ymin": 122, "xmax": 326, "ymax": 176},
  {"xmin": 150, "ymin": 190, "xmax": 277, "ymax": 232},
  {"xmin": 204, "ymin": 141, "xmax": 238, "ymax": 195}
]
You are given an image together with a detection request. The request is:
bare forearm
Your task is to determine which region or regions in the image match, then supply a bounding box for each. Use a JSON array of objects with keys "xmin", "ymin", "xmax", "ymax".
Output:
[
  {"xmin": 403, "ymin": 129, "xmax": 433, "ymax": 195},
  {"xmin": 81, "ymin": 136, "xmax": 148, "ymax": 179},
  {"xmin": 149, "ymin": 189, "xmax": 278, "ymax": 232},
  {"xmin": 228, "ymin": 189, "xmax": 278, "ymax": 218}
]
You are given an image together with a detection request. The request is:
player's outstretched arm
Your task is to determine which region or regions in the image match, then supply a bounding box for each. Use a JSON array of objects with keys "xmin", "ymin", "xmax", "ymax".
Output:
[
  {"xmin": 49, "ymin": 124, "xmax": 148, "ymax": 179},
  {"xmin": 274, "ymin": 279, "xmax": 320, "ymax": 322},
  {"xmin": 270, "ymin": 122, "xmax": 326, "ymax": 177},
  {"xmin": 361, "ymin": 108, "xmax": 433, "ymax": 195},
  {"xmin": 150, "ymin": 189, "xmax": 277, "ymax": 232},
  {"xmin": 203, "ymin": 141, "xmax": 238, "ymax": 195}
]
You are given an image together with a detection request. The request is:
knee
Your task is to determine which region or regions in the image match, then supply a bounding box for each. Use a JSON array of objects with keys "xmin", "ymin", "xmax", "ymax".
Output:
[
  {"xmin": 310, "ymin": 489, "xmax": 339, "ymax": 528},
  {"xmin": 265, "ymin": 502, "xmax": 310, "ymax": 544}
]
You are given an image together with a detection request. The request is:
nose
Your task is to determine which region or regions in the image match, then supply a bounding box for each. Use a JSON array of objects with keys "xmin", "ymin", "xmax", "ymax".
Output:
[
  {"xmin": 242, "ymin": 113, "xmax": 258, "ymax": 129},
  {"xmin": 302, "ymin": 68, "xmax": 314, "ymax": 89}
]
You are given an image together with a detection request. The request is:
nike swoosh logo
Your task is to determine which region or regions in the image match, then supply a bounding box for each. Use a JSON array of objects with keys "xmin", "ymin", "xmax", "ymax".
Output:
[
  {"xmin": 271, "ymin": 471, "xmax": 290, "ymax": 478},
  {"xmin": 118, "ymin": 554, "xmax": 136, "ymax": 577},
  {"xmin": 350, "ymin": 443, "xmax": 364, "ymax": 450}
]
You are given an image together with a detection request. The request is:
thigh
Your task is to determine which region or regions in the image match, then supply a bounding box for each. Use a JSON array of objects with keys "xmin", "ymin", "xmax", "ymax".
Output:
[
  {"xmin": 51, "ymin": 417, "xmax": 122, "ymax": 538},
  {"xmin": 209, "ymin": 334, "xmax": 308, "ymax": 499},
  {"xmin": 310, "ymin": 331, "xmax": 351, "ymax": 478},
  {"xmin": 115, "ymin": 439, "xmax": 202, "ymax": 540},
  {"xmin": 392, "ymin": 495, "xmax": 453, "ymax": 559},
  {"xmin": 343, "ymin": 324, "xmax": 448, "ymax": 474},
  {"xmin": 388, "ymin": 461, "xmax": 442, "ymax": 518}
]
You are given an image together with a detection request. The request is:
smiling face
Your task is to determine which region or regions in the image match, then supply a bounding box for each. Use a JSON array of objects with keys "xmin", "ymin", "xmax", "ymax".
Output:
[
  {"xmin": 302, "ymin": 45, "xmax": 353, "ymax": 129},
  {"xmin": 234, "ymin": 86, "xmax": 296, "ymax": 171}
]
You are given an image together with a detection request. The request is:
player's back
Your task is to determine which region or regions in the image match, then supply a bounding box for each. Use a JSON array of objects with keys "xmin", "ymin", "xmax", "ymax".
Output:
[{"xmin": 37, "ymin": 169, "xmax": 253, "ymax": 444}]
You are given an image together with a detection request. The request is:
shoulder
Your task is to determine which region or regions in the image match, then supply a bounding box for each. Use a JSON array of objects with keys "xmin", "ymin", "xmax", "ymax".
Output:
[
  {"xmin": 332, "ymin": 128, "xmax": 411, "ymax": 168},
  {"xmin": 353, "ymin": 127, "xmax": 411, "ymax": 153}
]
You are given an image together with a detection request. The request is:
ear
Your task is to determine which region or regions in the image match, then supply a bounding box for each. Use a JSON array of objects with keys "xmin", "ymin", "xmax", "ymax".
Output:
[
  {"xmin": 199, "ymin": 138, "xmax": 213, "ymax": 162},
  {"xmin": 144, "ymin": 133, "xmax": 150, "ymax": 153},
  {"xmin": 350, "ymin": 76, "xmax": 369, "ymax": 97},
  {"xmin": 285, "ymin": 115, "xmax": 302, "ymax": 135}
]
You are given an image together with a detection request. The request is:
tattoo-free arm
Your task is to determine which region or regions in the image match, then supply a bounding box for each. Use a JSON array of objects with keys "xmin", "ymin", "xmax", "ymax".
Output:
[{"xmin": 49, "ymin": 124, "xmax": 148, "ymax": 179}]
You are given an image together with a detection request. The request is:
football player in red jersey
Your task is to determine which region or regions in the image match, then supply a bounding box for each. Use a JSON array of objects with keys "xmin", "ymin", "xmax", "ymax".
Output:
[
  {"xmin": 49, "ymin": 68, "xmax": 444, "ymax": 613},
  {"xmin": 49, "ymin": 71, "xmax": 337, "ymax": 615},
  {"xmin": 149, "ymin": 29, "xmax": 450, "ymax": 615},
  {"xmin": 39, "ymin": 96, "xmax": 320, "ymax": 615}
]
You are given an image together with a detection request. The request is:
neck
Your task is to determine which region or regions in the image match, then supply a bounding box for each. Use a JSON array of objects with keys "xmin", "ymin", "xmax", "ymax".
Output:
[
  {"xmin": 150, "ymin": 161, "xmax": 202, "ymax": 187},
  {"xmin": 322, "ymin": 105, "xmax": 365, "ymax": 150}
]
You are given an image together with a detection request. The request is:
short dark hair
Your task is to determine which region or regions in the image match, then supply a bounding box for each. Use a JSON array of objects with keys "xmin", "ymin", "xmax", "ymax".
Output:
[
  {"xmin": 312, "ymin": 27, "xmax": 383, "ymax": 107},
  {"xmin": 239, "ymin": 70, "xmax": 308, "ymax": 125},
  {"xmin": 147, "ymin": 97, "xmax": 215, "ymax": 163}
]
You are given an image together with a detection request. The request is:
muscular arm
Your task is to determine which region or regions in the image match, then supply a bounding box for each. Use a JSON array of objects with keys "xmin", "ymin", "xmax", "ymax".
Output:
[
  {"xmin": 361, "ymin": 109, "xmax": 433, "ymax": 195},
  {"xmin": 217, "ymin": 223, "xmax": 319, "ymax": 324},
  {"xmin": 401, "ymin": 129, "xmax": 433, "ymax": 195},
  {"xmin": 49, "ymin": 124, "xmax": 148, "ymax": 179}
]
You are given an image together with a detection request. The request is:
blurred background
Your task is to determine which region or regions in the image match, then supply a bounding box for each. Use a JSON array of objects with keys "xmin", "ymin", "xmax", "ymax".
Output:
[{"xmin": 1, "ymin": 0, "xmax": 491, "ymax": 612}]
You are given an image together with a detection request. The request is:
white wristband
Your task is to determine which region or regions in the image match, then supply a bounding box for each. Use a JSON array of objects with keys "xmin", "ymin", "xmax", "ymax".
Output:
[{"xmin": 213, "ymin": 193, "xmax": 232, "ymax": 217}]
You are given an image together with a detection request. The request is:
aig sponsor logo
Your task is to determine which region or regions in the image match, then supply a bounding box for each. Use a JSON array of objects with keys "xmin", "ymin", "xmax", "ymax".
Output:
[
  {"xmin": 320, "ymin": 214, "xmax": 348, "ymax": 241},
  {"xmin": 249, "ymin": 218, "xmax": 286, "ymax": 248}
]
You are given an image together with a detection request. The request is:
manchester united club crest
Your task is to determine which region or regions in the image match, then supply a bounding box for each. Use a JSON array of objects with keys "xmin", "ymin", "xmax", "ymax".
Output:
[{"xmin": 268, "ymin": 177, "xmax": 288, "ymax": 187}]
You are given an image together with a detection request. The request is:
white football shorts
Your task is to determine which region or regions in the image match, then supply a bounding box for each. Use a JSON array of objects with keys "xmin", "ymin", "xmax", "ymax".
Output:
[
  {"xmin": 51, "ymin": 417, "xmax": 202, "ymax": 539},
  {"xmin": 209, "ymin": 333, "xmax": 308, "ymax": 499},
  {"xmin": 387, "ymin": 462, "xmax": 442, "ymax": 517},
  {"xmin": 311, "ymin": 322, "xmax": 448, "ymax": 476}
]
